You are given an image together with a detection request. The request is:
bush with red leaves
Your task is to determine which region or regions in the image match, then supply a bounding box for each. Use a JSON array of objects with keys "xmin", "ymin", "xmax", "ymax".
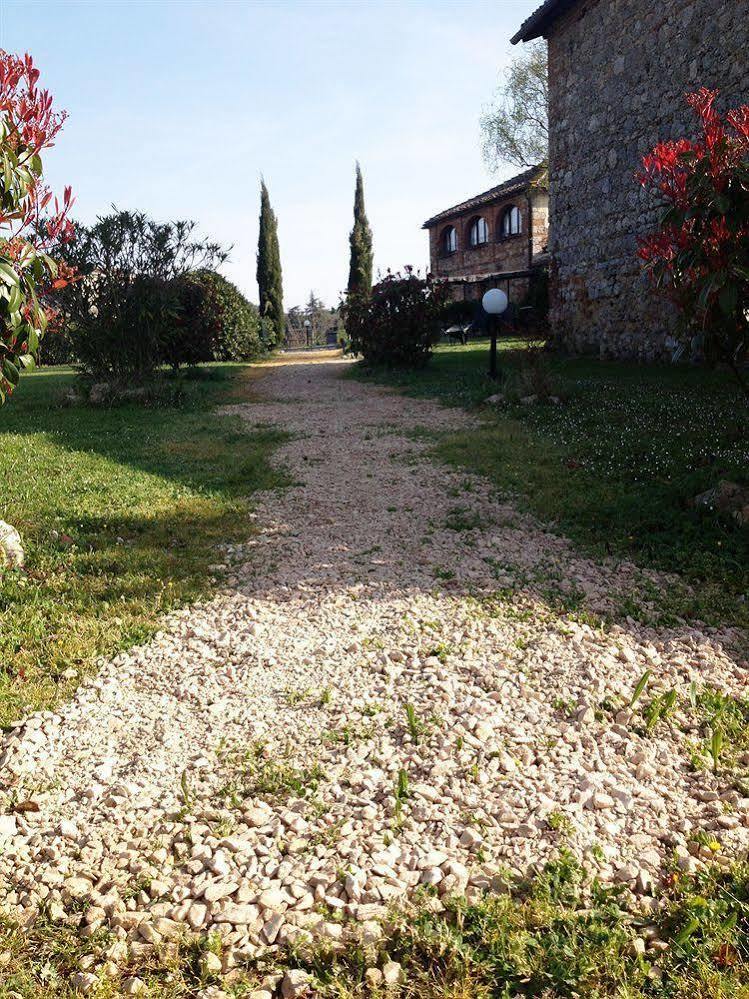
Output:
[
  {"xmin": 638, "ymin": 88, "xmax": 749, "ymax": 390},
  {"xmin": 0, "ymin": 51, "xmax": 75, "ymax": 402}
]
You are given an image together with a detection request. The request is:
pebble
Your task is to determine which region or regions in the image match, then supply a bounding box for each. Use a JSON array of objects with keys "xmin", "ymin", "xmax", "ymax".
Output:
[{"xmin": 281, "ymin": 969, "xmax": 313, "ymax": 997}]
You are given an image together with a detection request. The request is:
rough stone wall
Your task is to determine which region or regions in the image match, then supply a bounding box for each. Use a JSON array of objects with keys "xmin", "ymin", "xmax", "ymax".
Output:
[
  {"xmin": 547, "ymin": 0, "xmax": 749, "ymax": 360},
  {"xmin": 427, "ymin": 191, "xmax": 548, "ymax": 303}
]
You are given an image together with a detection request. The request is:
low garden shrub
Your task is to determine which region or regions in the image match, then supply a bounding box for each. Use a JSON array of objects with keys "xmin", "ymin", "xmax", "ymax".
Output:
[
  {"xmin": 174, "ymin": 270, "xmax": 263, "ymax": 363},
  {"xmin": 37, "ymin": 321, "xmax": 76, "ymax": 366},
  {"xmin": 440, "ymin": 299, "xmax": 477, "ymax": 326},
  {"xmin": 344, "ymin": 267, "xmax": 448, "ymax": 368}
]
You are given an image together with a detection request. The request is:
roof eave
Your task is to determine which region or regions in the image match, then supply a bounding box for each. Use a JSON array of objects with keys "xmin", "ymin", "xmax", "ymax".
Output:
[
  {"xmin": 511, "ymin": 0, "xmax": 578, "ymax": 44},
  {"xmin": 422, "ymin": 165, "xmax": 546, "ymax": 229}
]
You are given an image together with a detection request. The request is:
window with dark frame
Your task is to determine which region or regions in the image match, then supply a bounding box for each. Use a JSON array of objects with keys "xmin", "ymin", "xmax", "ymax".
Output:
[
  {"xmin": 501, "ymin": 205, "xmax": 522, "ymax": 237},
  {"xmin": 442, "ymin": 225, "xmax": 457, "ymax": 254},
  {"xmin": 469, "ymin": 216, "xmax": 489, "ymax": 247}
]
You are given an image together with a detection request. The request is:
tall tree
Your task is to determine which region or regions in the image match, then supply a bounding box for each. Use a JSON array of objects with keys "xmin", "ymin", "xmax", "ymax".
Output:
[
  {"xmin": 347, "ymin": 163, "xmax": 373, "ymax": 297},
  {"xmin": 256, "ymin": 179, "xmax": 285, "ymax": 346},
  {"xmin": 480, "ymin": 40, "xmax": 548, "ymax": 172}
]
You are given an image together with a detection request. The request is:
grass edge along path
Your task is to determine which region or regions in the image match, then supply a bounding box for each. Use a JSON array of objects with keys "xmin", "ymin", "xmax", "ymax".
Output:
[
  {"xmin": 349, "ymin": 343, "xmax": 749, "ymax": 633},
  {"xmin": 0, "ymin": 363, "xmax": 288, "ymax": 727},
  {"xmin": 1, "ymin": 853, "xmax": 748, "ymax": 997}
]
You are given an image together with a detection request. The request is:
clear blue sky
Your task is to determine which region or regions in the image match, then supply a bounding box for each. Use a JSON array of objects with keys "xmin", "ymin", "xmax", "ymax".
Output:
[{"xmin": 1, "ymin": 0, "xmax": 539, "ymax": 308}]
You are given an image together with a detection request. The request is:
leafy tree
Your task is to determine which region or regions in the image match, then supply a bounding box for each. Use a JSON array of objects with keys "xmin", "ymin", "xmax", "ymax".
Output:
[
  {"xmin": 0, "ymin": 51, "xmax": 75, "ymax": 404},
  {"xmin": 56, "ymin": 210, "xmax": 226, "ymax": 381},
  {"xmin": 256, "ymin": 179, "xmax": 284, "ymax": 347},
  {"xmin": 480, "ymin": 40, "xmax": 548, "ymax": 172},
  {"xmin": 347, "ymin": 163, "xmax": 373, "ymax": 297},
  {"xmin": 343, "ymin": 267, "xmax": 448, "ymax": 369},
  {"xmin": 638, "ymin": 88, "xmax": 749, "ymax": 394}
]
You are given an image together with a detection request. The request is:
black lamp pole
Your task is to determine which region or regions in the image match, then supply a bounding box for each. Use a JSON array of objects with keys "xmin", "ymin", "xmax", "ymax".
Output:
[
  {"xmin": 489, "ymin": 314, "xmax": 499, "ymax": 380},
  {"xmin": 482, "ymin": 288, "xmax": 507, "ymax": 381}
]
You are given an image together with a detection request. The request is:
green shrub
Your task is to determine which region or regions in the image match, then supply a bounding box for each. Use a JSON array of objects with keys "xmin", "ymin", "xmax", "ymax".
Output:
[
  {"xmin": 440, "ymin": 299, "xmax": 477, "ymax": 326},
  {"xmin": 163, "ymin": 275, "xmax": 214, "ymax": 371},
  {"xmin": 177, "ymin": 270, "xmax": 263, "ymax": 362},
  {"xmin": 344, "ymin": 268, "xmax": 449, "ymax": 369},
  {"xmin": 56, "ymin": 210, "xmax": 226, "ymax": 383},
  {"xmin": 37, "ymin": 323, "xmax": 76, "ymax": 366}
]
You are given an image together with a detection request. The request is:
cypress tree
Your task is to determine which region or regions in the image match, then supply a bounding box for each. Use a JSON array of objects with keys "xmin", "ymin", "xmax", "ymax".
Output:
[
  {"xmin": 347, "ymin": 163, "xmax": 373, "ymax": 297},
  {"xmin": 256, "ymin": 179, "xmax": 285, "ymax": 346}
]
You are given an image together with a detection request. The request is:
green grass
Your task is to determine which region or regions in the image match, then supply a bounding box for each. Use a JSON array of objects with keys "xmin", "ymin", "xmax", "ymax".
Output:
[
  {"xmin": 3, "ymin": 854, "xmax": 748, "ymax": 997},
  {"xmin": 352, "ymin": 343, "xmax": 749, "ymax": 629},
  {"xmin": 0, "ymin": 364, "xmax": 287, "ymax": 726},
  {"xmin": 299, "ymin": 855, "xmax": 749, "ymax": 998}
]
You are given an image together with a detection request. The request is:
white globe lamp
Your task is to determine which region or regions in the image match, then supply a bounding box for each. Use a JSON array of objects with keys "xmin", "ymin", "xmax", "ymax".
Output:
[
  {"xmin": 482, "ymin": 288, "xmax": 508, "ymax": 315},
  {"xmin": 481, "ymin": 288, "xmax": 509, "ymax": 380}
]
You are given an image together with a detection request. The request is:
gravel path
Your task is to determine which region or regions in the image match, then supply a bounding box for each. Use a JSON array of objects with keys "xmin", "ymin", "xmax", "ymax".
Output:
[{"xmin": 1, "ymin": 354, "xmax": 747, "ymax": 978}]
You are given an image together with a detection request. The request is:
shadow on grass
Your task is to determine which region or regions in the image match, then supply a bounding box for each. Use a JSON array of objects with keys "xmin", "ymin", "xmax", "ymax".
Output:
[
  {"xmin": 0, "ymin": 364, "xmax": 289, "ymax": 724},
  {"xmin": 0, "ymin": 364, "xmax": 283, "ymax": 499}
]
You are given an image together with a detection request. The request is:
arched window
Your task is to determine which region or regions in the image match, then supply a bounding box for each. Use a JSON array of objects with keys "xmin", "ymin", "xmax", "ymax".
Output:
[
  {"xmin": 469, "ymin": 216, "xmax": 489, "ymax": 247},
  {"xmin": 441, "ymin": 225, "xmax": 457, "ymax": 255},
  {"xmin": 501, "ymin": 205, "xmax": 522, "ymax": 237}
]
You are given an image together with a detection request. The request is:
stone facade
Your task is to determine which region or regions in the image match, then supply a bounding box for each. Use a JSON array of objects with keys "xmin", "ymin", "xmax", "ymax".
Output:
[
  {"xmin": 423, "ymin": 166, "xmax": 549, "ymax": 304},
  {"xmin": 513, "ymin": 0, "xmax": 749, "ymax": 359}
]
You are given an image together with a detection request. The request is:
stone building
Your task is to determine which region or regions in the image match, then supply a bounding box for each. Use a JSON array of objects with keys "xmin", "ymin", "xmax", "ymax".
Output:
[
  {"xmin": 512, "ymin": 0, "xmax": 749, "ymax": 360},
  {"xmin": 422, "ymin": 165, "xmax": 549, "ymax": 304}
]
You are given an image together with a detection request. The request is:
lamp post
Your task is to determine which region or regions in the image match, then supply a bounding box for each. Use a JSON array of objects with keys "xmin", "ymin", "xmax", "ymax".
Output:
[
  {"xmin": 482, "ymin": 288, "xmax": 509, "ymax": 380},
  {"xmin": 304, "ymin": 318, "xmax": 312, "ymax": 348}
]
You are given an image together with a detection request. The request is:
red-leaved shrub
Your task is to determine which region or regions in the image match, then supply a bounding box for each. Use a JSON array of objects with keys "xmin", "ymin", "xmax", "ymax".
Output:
[
  {"xmin": 637, "ymin": 88, "xmax": 749, "ymax": 389},
  {"xmin": 0, "ymin": 51, "xmax": 74, "ymax": 402}
]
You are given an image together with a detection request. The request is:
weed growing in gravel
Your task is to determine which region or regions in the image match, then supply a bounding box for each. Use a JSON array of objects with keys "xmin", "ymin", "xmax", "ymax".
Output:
[
  {"xmin": 322, "ymin": 721, "xmax": 375, "ymax": 746},
  {"xmin": 443, "ymin": 506, "xmax": 484, "ymax": 532},
  {"xmin": 691, "ymin": 687, "xmax": 749, "ymax": 781},
  {"xmin": 426, "ymin": 641, "xmax": 455, "ymax": 664},
  {"xmin": 404, "ymin": 702, "xmax": 427, "ymax": 745},
  {"xmin": 692, "ymin": 829, "xmax": 723, "ymax": 854},
  {"xmin": 393, "ymin": 768, "xmax": 410, "ymax": 827},
  {"xmin": 546, "ymin": 810, "xmax": 574, "ymax": 836},
  {"xmin": 629, "ymin": 669, "xmax": 652, "ymax": 707},
  {"xmin": 178, "ymin": 770, "xmax": 195, "ymax": 813},
  {"xmin": 308, "ymin": 819, "xmax": 345, "ymax": 849},
  {"xmin": 218, "ymin": 742, "xmax": 324, "ymax": 805},
  {"xmin": 284, "ymin": 686, "xmax": 314, "ymax": 706},
  {"xmin": 643, "ymin": 688, "xmax": 678, "ymax": 733},
  {"xmin": 294, "ymin": 855, "xmax": 749, "ymax": 999}
]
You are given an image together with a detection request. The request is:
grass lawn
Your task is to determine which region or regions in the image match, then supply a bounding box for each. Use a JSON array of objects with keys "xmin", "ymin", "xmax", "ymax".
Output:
[
  {"xmin": 0, "ymin": 364, "xmax": 286, "ymax": 727},
  {"xmin": 352, "ymin": 342, "xmax": 749, "ymax": 631}
]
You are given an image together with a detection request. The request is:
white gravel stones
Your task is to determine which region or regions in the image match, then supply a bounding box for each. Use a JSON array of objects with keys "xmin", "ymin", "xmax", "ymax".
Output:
[
  {"xmin": 281, "ymin": 969, "xmax": 313, "ymax": 997},
  {"xmin": 0, "ymin": 519, "xmax": 24, "ymax": 568},
  {"xmin": 382, "ymin": 961, "xmax": 404, "ymax": 985},
  {"xmin": 203, "ymin": 881, "xmax": 240, "ymax": 903},
  {"xmin": 0, "ymin": 353, "xmax": 746, "ymax": 973}
]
